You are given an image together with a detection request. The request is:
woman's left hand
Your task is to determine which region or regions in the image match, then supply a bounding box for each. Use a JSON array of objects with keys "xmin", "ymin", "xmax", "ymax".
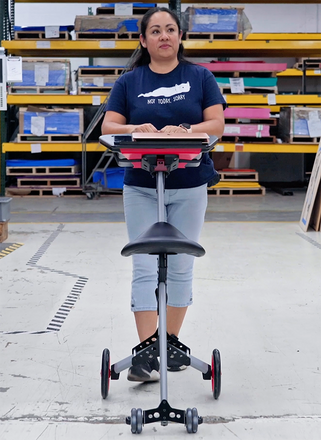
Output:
[{"xmin": 159, "ymin": 125, "xmax": 187, "ymax": 134}]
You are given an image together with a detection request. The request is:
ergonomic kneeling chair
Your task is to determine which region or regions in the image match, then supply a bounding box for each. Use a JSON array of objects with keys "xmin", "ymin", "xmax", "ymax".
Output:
[{"xmin": 99, "ymin": 132, "xmax": 222, "ymax": 434}]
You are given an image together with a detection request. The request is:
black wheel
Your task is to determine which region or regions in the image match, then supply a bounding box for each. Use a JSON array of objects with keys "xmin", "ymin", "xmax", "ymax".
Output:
[
  {"xmin": 101, "ymin": 348, "xmax": 110, "ymax": 399},
  {"xmin": 212, "ymin": 349, "xmax": 221, "ymax": 400},
  {"xmin": 86, "ymin": 192, "xmax": 95, "ymax": 200},
  {"xmin": 185, "ymin": 407, "xmax": 198, "ymax": 433},
  {"xmin": 131, "ymin": 408, "xmax": 143, "ymax": 434}
]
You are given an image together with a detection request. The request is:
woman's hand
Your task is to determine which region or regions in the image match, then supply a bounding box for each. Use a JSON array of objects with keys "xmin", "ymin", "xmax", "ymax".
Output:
[
  {"xmin": 159, "ymin": 125, "xmax": 188, "ymax": 134},
  {"xmin": 132, "ymin": 123, "xmax": 158, "ymax": 133},
  {"xmin": 102, "ymin": 111, "xmax": 158, "ymax": 135}
]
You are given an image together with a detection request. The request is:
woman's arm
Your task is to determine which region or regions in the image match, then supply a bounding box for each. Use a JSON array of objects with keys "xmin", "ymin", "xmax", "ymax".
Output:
[
  {"xmin": 159, "ymin": 104, "xmax": 225, "ymax": 136},
  {"xmin": 190, "ymin": 104, "xmax": 225, "ymax": 137},
  {"xmin": 101, "ymin": 111, "xmax": 158, "ymax": 134}
]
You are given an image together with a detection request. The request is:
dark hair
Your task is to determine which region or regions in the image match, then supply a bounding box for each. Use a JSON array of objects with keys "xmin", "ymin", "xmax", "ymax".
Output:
[{"xmin": 129, "ymin": 7, "xmax": 187, "ymax": 69}]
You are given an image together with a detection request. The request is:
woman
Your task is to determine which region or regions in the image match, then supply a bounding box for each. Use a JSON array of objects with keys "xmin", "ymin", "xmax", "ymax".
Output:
[{"xmin": 102, "ymin": 7, "xmax": 226, "ymax": 382}]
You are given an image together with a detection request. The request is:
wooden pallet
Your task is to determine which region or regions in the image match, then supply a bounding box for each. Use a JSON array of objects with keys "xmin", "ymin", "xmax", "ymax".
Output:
[
  {"xmin": 16, "ymin": 134, "xmax": 82, "ymax": 143},
  {"xmin": 78, "ymin": 86, "xmax": 112, "ymax": 95},
  {"xmin": 8, "ymin": 86, "xmax": 69, "ymax": 95},
  {"xmin": 185, "ymin": 32, "xmax": 238, "ymax": 41},
  {"xmin": 77, "ymin": 66, "xmax": 124, "ymax": 77},
  {"xmin": 225, "ymin": 118, "xmax": 277, "ymax": 126},
  {"xmin": 17, "ymin": 176, "xmax": 81, "ymax": 187},
  {"xmin": 77, "ymin": 74, "xmax": 118, "ymax": 84},
  {"xmin": 219, "ymin": 86, "xmax": 278, "ymax": 94},
  {"xmin": 198, "ymin": 62, "xmax": 287, "ymax": 76},
  {"xmin": 288, "ymin": 136, "xmax": 321, "ymax": 144},
  {"xmin": 208, "ymin": 182, "xmax": 265, "ymax": 196},
  {"xmin": 14, "ymin": 30, "xmax": 70, "ymax": 40},
  {"xmin": 6, "ymin": 187, "xmax": 83, "ymax": 197},
  {"xmin": 294, "ymin": 58, "xmax": 321, "ymax": 70},
  {"xmin": 6, "ymin": 165, "xmax": 80, "ymax": 176},
  {"xmin": 75, "ymin": 31, "xmax": 139, "ymax": 40},
  {"xmin": 220, "ymin": 135, "xmax": 276, "ymax": 143},
  {"xmin": 219, "ymin": 169, "xmax": 259, "ymax": 182}
]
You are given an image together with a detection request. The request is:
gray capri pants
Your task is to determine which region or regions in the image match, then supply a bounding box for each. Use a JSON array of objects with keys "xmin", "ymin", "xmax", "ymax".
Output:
[{"xmin": 123, "ymin": 184, "xmax": 208, "ymax": 312}]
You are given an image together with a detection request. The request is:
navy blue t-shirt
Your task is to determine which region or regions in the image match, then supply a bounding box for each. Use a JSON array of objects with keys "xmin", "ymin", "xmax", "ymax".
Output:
[{"xmin": 106, "ymin": 62, "xmax": 226, "ymax": 189}]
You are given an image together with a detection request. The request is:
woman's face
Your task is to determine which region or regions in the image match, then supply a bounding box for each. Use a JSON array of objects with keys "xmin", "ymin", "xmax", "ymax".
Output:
[{"xmin": 140, "ymin": 11, "xmax": 182, "ymax": 63}]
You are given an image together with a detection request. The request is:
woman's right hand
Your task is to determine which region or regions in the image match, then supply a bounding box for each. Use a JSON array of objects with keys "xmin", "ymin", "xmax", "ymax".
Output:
[{"xmin": 131, "ymin": 123, "xmax": 158, "ymax": 133}]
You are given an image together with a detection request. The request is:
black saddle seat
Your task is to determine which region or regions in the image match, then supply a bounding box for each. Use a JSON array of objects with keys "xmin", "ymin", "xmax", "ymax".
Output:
[{"xmin": 121, "ymin": 222, "xmax": 205, "ymax": 257}]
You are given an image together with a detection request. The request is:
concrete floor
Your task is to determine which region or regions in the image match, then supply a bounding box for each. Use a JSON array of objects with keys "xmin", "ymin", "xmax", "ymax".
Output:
[{"xmin": 1, "ymin": 190, "xmax": 321, "ymax": 439}]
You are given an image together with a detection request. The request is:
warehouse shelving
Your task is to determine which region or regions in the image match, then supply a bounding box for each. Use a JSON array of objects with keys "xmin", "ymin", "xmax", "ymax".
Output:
[
  {"xmin": 2, "ymin": 142, "xmax": 104, "ymax": 153},
  {"xmin": 3, "ymin": 142, "xmax": 319, "ymax": 154},
  {"xmin": 7, "ymin": 95, "xmax": 108, "ymax": 105},
  {"xmin": 3, "ymin": 37, "xmax": 321, "ymax": 57},
  {"xmin": 1, "ymin": 1, "xmax": 321, "ymax": 195},
  {"xmin": 6, "ymin": 93, "xmax": 321, "ymax": 108}
]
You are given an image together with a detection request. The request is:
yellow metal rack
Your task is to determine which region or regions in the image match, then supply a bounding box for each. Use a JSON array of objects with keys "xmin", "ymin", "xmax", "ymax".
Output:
[
  {"xmin": 2, "ymin": 36, "xmax": 321, "ymax": 57},
  {"xmin": 3, "ymin": 142, "xmax": 319, "ymax": 154}
]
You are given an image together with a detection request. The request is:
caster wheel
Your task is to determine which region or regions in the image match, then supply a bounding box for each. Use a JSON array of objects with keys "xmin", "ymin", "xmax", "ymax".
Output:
[
  {"xmin": 212, "ymin": 349, "xmax": 221, "ymax": 400},
  {"xmin": 86, "ymin": 192, "xmax": 95, "ymax": 200},
  {"xmin": 185, "ymin": 407, "xmax": 198, "ymax": 433},
  {"xmin": 101, "ymin": 348, "xmax": 110, "ymax": 399},
  {"xmin": 130, "ymin": 408, "xmax": 143, "ymax": 434}
]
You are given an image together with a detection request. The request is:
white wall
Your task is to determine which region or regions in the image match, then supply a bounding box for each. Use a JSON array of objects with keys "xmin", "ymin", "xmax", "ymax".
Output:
[
  {"xmin": 15, "ymin": 3, "xmax": 102, "ymax": 26},
  {"xmin": 226, "ymin": 3, "xmax": 321, "ymax": 33},
  {"xmin": 15, "ymin": 3, "xmax": 321, "ymax": 33}
]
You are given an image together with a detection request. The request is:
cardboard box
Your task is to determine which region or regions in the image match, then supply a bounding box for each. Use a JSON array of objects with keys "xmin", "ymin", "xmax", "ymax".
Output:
[
  {"xmin": 0, "ymin": 221, "xmax": 8, "ymax": 242},
  {"xmin": 74, "ymin": 15, "xmax": 142, "ymax": 33}
]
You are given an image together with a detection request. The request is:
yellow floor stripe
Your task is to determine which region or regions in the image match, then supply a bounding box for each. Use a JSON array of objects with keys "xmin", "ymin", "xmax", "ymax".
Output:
[{"xmin": 0, "ymin": 243, "xmax": 24, "ymax": 259}]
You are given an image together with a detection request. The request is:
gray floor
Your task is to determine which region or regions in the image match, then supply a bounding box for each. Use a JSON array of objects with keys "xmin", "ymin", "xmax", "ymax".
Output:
[
  {"xmin": 1, "ymin": 190, "xmax": 321, "ymax": 439},
  {"xmin": 7, "ymin": 188, "xmax": 307, "ymax": 223}
]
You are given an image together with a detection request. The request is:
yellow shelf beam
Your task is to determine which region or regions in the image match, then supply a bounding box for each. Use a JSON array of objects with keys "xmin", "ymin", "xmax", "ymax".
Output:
[
  {"xmin": 7, "ymin": 95, "xmax": 108, "ymax": 105},
  {"xmin": 3, "ymin": 142, "xmax": 318, "ymax": 154},
  {"xmin": 245, "ymin": 33, "xmax": 321, "ymax": 41},
  {"xmin": 7, "ymin": 94, "xmax": 321, "ymax": 107},
  {"xmin": 2, "ymin": 40, "xmax": 139, "ymax": 57},
  {"xmin": 277, "ymin": 69, "xmax": 321, "ymax": 77},
  {"xmin": 182, "ymin": 40, "xmax": 321, "ymax": 57},
  {"xmin": 2, "ymin": 38, "xmax": 321, "ymax": 57},
  {"xmin": 214, "ymin": 143, "xmax": 319, "ymax": 154},
  {"xmin": 2, "ymin": 142, "xmax": 105, "ymax": 153}
]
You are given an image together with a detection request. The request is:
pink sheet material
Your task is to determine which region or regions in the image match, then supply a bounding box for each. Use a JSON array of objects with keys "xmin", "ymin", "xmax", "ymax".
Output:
[
  {"xmin": 223, "ymin": 124, "xmax": 270, "ymax": 137},
  {"xmin": 224, "ymin": 107, "xmax": 271, "ymax": 119}
]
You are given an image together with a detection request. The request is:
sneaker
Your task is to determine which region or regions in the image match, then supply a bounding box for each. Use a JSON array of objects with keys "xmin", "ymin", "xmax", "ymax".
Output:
[
  {"xmin": 167, "ymin": 334, "xmax": 188, "ymax": 371},
  {"xmin": 167, "ymin": 356, "xmax": 187, "ymax": 372},
  {"xmin": 127, "ymin": 358, "xmax": 160, "ymax": 382}
]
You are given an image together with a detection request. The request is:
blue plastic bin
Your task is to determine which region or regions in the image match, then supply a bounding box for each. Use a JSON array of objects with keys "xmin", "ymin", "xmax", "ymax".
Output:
[{"xmin": 93, "ymin": 168, "xmax": 125, "ymax": 189}]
